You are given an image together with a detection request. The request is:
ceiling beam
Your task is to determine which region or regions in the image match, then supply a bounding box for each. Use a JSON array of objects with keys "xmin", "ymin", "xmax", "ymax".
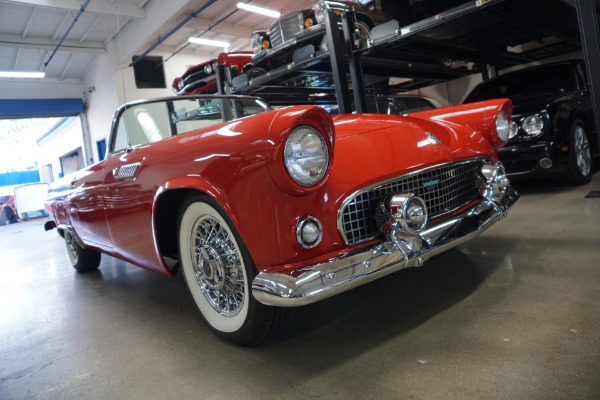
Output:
[
  {"xmin": 115, "ymin": 0, "xmax": 210, "ymax": 64},
  {"xmin": 79, "ymin": 14, "xmax": 102, "ymax": 43},
  {"xmin": 52, "ymin": 12, "xmax": 71, "ymax": 41},
  {"xmin": 59, "ymin": 52, "xmax": 74, "ymax": 80},
  {"xmin": 0, "ymin": 33, "xmax": 107, "ymax": 54},
  {"xmin": 1, "ymin": 0, "xmax": 145, "ymax": 20},
  {"xmin": 22, "ymin": 6, "xmax": 38, "ymax": 39}
]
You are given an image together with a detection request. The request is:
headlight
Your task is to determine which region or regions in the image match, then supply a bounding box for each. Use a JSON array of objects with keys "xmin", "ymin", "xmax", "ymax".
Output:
[
  {"xmin": 204, "ymin": 63, "xmax": 213, "ymax": 75},
  {"xmin": 509, "ymin": 121, "xmax": 519, "ymax": 139},
  {"xmin": 495, "ymin": 110, "xmax": 510, "ymax": 143},
  {"xmin": 522, "ymin": 114, "xmax": 544, "ymax": 136},
  {"xmin": 313, "ymin": 0, "xmax": 326, "ymax": 24},
  {"xmin": 284, "ymin": 125, "xmax": 329, "ymax": 186},
  {"xmin": 251, "ymin": 32, "xmax": 268, "ymax": 54}
]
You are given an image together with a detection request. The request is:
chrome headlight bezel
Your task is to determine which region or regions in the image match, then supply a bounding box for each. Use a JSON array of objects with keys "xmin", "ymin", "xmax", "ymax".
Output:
[
  {"xmin": 283, "ymin": 125, "xmax": 329, "ymax": 187},
  {"xmin": 204, "ymin": 63, "xmax": 213, "ymax": 75},
  {"xmin": 250, "ymin": 32, "xmax": 268, "ymax": 54},
  {"xmin": 522, "ymin": 114, "xmax": 544, "ymax": 136},
  {"xmin": 509, "ymin": 121, "xmax": 519, "ymax": 139},
  {"xmin": 313, "ymin": 0, "xmax": 326, "ymax": 24},
  {"xmin": 495, "ymin": 110, "xmax": 510, "ymax": 143}
]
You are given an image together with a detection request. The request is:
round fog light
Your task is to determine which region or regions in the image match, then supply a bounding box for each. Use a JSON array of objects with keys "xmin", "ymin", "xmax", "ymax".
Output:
[
  {"xmin": 296, "ymin": 216, "xmax": 323, "ymax": 249},
  {"xmin": 406, "ymin": 199, "xmax": 427, "ymax": 232},
  {"xmin": 387, "ymin": 194, "xmax": 428, "ymax": 235}
]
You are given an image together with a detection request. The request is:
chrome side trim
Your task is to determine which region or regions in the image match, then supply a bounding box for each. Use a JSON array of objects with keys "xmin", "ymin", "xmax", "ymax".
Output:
[{"xmin": 252, "ymin": 185, "xmax": 519, "ymax": 307}]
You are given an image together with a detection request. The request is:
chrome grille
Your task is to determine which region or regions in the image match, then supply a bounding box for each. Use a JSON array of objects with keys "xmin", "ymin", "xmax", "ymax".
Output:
[
  {"xmin": 270, "ymin": 13, "xmax": 301, "ymax": 48},
  {"xmin": 339, "ymin": 159, "xmax": 486, "ymax": 246}
]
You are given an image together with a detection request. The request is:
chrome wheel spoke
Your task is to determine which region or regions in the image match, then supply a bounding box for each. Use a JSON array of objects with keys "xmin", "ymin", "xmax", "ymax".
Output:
[{"xmin": 189, "ymin": 215, "xmax": 245, "ymax": 317}]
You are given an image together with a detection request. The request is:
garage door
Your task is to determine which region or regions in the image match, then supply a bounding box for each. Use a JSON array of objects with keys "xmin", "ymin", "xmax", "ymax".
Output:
[{"xmin": 0, "ymin": 98, "xmax": 83, "ymax": 119}]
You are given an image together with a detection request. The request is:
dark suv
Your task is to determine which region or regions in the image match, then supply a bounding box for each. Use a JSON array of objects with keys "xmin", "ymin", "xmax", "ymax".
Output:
[{"xmin": 464, "ymin": 60, "xmax": 597, "ymax": 185}]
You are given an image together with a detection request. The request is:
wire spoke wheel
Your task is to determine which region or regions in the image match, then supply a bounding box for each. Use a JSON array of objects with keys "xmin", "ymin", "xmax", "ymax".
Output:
[
  {"xmin": 191, "ymin": 215, "xmax": 245, "ymax": 317},
  {"xmin": 178, "ymin": 194, "xmax": 289, "ymax": 345}
]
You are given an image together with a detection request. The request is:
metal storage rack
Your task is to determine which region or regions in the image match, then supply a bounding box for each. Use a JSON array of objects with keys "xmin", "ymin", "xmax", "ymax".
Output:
[{"xmin": 216, "ymin": 0, "xmax": 600, "ymax": 146}]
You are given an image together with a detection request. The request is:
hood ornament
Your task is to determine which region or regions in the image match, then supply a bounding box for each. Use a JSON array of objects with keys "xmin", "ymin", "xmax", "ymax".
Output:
[{"xmin": 425, "ymin": 132, "xmax": 442, "ymax": 144}]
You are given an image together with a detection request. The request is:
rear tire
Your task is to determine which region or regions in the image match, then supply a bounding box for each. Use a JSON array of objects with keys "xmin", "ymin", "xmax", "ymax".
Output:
[
  {"xmin": 64, "ymin": 230, "xmax": 101, "ymax": 272},
  {"xmin": 178, "ymin": 193, "xmax": 287, "ymax": 345},
  {"xmin": 565, "ymin": 119, "xmax": 592, "ymax": 185}
]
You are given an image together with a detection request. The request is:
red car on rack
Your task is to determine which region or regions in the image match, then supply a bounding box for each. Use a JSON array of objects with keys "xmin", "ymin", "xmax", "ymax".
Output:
[
  {"xmin": 172, "ymin": 52, "xmax": 253, "ymax": 95},
  {"xmin": 44, "ymin": 95, "xmax": 519, "ymax": 345}
]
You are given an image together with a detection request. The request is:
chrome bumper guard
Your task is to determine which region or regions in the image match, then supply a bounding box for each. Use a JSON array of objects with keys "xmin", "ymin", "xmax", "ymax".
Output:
[{"xmin": 252, "ymin": 177, "xmax": 519, "ymax": 307}]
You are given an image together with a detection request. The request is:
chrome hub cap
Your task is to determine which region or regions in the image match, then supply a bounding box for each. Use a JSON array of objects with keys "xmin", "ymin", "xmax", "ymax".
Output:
[
  {"xmin": 190, "ymin": 215, "xmax": 244, "ymax": 317},
  {"xmin": 574, "ymin": 126, "xmax": 591, "ymax": 177}
]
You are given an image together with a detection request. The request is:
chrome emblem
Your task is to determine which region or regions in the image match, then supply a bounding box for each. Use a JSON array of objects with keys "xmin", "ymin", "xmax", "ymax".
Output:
[
  {"xmin": 423, "ymin": 179, "xmax": 440, "ymax": 192},
  {"xmin": 425, "ymin": 132, "xmax": 442, "ymax": 144}
]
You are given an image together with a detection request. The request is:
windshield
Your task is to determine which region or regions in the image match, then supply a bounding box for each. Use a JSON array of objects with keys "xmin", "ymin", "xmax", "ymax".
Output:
[
  {"xmin": 464, "ymin": 64, "xmax": 578, "ymax": 103},
  {"xmin": 111, "ymin": 97, "xmax": 269, "ymax": 153}
]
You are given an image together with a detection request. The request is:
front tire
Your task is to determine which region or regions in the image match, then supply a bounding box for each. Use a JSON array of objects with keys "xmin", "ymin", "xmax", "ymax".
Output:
[
  {"xmin": 178, "ymin": 193, "xmax": 286, "ymax": 345},
  {"xmin": 565, "ymin": 119, "xmax": 592, "ymax": 185},
  {"xmin": 64, "ymin": 230, "xmax": 101, "ymax": 272}
]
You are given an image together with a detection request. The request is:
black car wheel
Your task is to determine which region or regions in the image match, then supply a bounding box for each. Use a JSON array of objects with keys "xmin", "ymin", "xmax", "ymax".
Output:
[
  {"xmin": 65, "ymin": 230, "xmax": 101, "ymax": 272},
  {"xmin": 178, "ymin": 193, "xmax": 288, "ymax": 345},
  {"xmin": 566, "ymin": 119, "xmax": 592, "ymax": 185}
]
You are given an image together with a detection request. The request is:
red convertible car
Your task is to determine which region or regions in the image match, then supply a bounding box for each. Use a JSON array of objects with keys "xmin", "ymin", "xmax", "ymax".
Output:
[
  {"xmin": 45, "ymin": 95, "xmax": 519, "ymax": 344},
  {"xmin": 172, "ymin": 52, "xmax": 252, "ymax": 95}
]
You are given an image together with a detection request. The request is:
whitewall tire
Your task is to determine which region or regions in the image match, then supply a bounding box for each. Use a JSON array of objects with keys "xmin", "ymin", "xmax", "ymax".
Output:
[{"xmin": 178, "ymin": 193, "xmax": 287, "ymax": 345}]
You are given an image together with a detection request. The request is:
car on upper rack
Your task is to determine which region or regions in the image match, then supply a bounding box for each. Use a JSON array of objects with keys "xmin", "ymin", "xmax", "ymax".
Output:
[
  {"xmin": 243, "ymin": 0, "xmax": 477, "ymax": 78},
  {"xmin": 44, "ymin": 94, "xmax": 519, "ymax": 345},
  {"xmin": 172, "ymin": 52, "xmax": 253, "ymax": 95},
  {"xmin": 463, "ymin": 60, "xmax": 598, "ymax": 185},
  {"xmin": 244, "ymin": 0, "xmax": 384, "ymax": 77}
]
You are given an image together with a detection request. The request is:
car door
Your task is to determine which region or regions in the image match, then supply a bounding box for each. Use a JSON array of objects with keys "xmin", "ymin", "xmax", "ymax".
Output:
[
  {"xmin": 101, "ymin": 101, "xmax": 174, "ymax": 270},
  {"xmin": 67, "ymin": 161, "xmax": 113, "ymax": 249}
]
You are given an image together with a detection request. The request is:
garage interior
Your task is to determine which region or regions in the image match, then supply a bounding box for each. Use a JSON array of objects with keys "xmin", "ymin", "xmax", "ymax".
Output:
[{"xmin": 1, "ymin": 0, "xmax": 600, "ymax": 398}]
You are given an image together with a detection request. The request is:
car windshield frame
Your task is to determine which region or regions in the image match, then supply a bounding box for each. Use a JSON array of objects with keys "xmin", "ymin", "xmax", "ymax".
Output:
[{"xmin": 108, "ymin": 95, "xmax": 270, "ymax": 155}]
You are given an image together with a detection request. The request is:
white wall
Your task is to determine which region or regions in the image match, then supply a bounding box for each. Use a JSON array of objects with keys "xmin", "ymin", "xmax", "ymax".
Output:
[
  {"xmin": 113, "ymin": 50, "xmax": 212, "ymax": 104},
  {"xmin": 0, "ymin": 79, "xmax": 83, "ymax": 100},
  {"xmin": 37, "ymin": 117, "xmax": 84, "ymax": 182},
  {"xmin": 81, "ymin": 42, "xmax": 120, "ymax": 164}
]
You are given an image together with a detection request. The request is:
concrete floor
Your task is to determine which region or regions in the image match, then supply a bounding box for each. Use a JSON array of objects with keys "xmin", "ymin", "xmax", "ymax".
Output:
[{"xmin": 1, "ymin": 173, "xmax": 599, "ymax": 400}]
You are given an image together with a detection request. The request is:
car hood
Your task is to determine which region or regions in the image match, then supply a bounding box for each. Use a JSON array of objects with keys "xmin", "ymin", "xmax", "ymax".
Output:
[{"xmin": 328, "ymin": 109, "xmax": 501, "ymax": 189}]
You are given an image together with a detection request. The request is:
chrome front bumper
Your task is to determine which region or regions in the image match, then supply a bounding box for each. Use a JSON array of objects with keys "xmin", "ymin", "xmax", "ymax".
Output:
[{"xmin": 252, "ymin": 186, "xmax": 519, "ymax": 307}]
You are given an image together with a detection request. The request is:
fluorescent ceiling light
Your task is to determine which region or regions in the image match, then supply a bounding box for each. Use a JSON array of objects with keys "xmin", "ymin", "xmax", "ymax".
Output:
[
  {"xmin": 0, "ymin": 71, "xmax": 45, "ymax": 78},
  {"xmin": 188, "ymin": 37, "xmax": 230, "ymax": 47},
  {"xmin": 236, "ymin": 2, "xmax": 281, "ymax": 18}
]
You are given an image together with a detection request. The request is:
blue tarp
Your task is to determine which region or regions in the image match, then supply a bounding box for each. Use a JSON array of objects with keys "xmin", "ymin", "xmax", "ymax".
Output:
[
  {"xmin": 0, "ymin": 98, "xmax": 83, "ymax": 118},
  {"xmin": 0, "ymin": 170, "xmax": 40, "ymax": 187}
]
